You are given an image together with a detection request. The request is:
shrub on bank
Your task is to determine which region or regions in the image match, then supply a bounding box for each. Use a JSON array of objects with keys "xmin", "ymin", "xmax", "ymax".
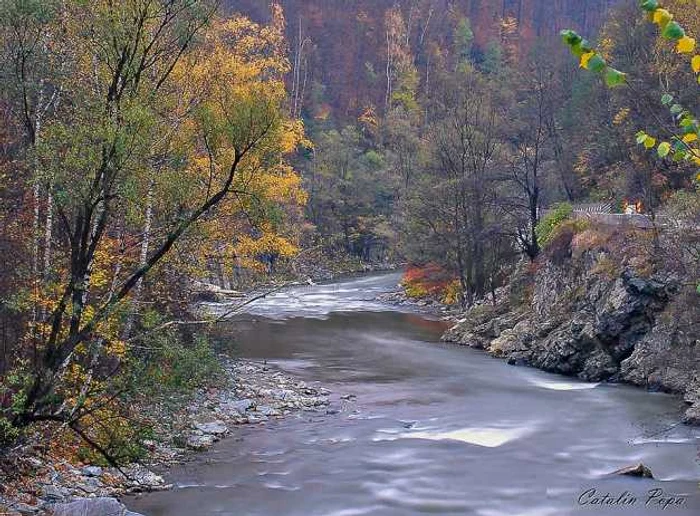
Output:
[
  {"xmin": 536, "ymin": 203, "xmax": 574, "ymax": 248},
  {"xmin": 402, "ymin": 264, "xmax": 460, "ymax": 304}
]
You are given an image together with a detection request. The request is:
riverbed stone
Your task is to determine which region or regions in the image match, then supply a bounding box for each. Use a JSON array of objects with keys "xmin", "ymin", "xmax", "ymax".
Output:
[
  {"xmin": 12, "ymin": 503, "xmax": 39, "ymax": 515},
  {"xmin": 1, "ymin": 358, "xmax": 337, "ymax": 509},
  {"xmin": 194, "ymin": 420, "xmax": 228, "ymax": 435},
  {"xmin": 41, "ymin": 485, "xmax": 66, "ymax": 502},
  {"xmin": 230, "ymin": 398, "xmax": 255, "ymax": 413},
  {"xmin": 269, "ymin": 388, "xmax": 295, "ymax": 400},
  {"xmin": 256, "ymin": 405, "xmax": 280, "ymax": 416},
  {"xmin": 81, "ymin": 466, "xmax": 103, "ymax": 477},
  {"xmin": 186, "ymin": 434, "xmax": 217, "ymax": 450},
  {"xmin": 121, "ymin": 465, "xmax": 166, "ymax": 488},
  {"xmin": 610, "ymin": 463, "xmax": 654, "ymax": 479},
  {"xmin": 50, "ymin": 497, "xmax": 144, "ymax": 516}
]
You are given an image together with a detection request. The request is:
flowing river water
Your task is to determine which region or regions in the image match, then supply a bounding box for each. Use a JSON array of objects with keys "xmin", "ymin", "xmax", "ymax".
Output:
[{"xmin": 127, "ymin": 273, "xmax": 700, "ymax": 516}]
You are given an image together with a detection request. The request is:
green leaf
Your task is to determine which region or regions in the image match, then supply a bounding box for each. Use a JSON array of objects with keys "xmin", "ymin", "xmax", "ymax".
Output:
[
  {"xmin": 605, "ymin": 67, "xmax": 626, "ymax": 87},
  {"xmin": 588, "ymin": 54, "xmax": 607, "ymax": 73},
  {"xmin": 560, "ymin": 29, "xmax": 582, "ymax": 46},
  {"xmin": 639, "ymin": 0, "xmax": 659, "ymax": 12},
  {"xmin": 672, "ymin": 150, "xmax": 687, "ymax": 162},
  {"xmin": 682, "ymin": 121, "xmax": 698, "ymax": 134},
  {"xmin": 636, "ymin": 132, "xmax": 648, "ymax": 145},
  {"xmin": 662, "ymin": 21, "xmax": 685, "ymax": 41},
  {"xmin": 661, "ymin": 93, "xmax": 674, "ymax": 105},
  {"xmin": 571, "ymin": 39, "xmax": 593, "ymax": 57},
  {"xmin": 657, "ymin": 141, "xmax": 671, "ymax": 157},
  {"xmin": 670, "ymin": 104, "xmax": 683, "ymax": 115}
]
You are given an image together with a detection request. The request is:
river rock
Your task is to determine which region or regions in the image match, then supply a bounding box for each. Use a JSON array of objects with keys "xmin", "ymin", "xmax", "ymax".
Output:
[
  {"xmin": 11, "ymin": 503, "xmax": 39, "ymax": 515},
  {"xmin": 682, "ymin": 380, "xmax": 700, "ymax": 425},
  {"xmin": 194, "ymin": 420, "xmax": 228, "ymax": 435},
  {"xmin": 26, "ymin": 457, "xmax": 43, "ymax": 469},
  {"xmin": 229, "ymin": 399, "xmax": 254, "ymax": 413},
  {"xmin": 269, "ymin": 389, "xmax": 295, "ymax": 400},
  {"xmin": 41, "ymin": 485, "xmax": 66, "ymax": 502},
  {"xmin": 81, "ymin": 466, "xmax": 103, "ymax": 477},
  {"xmin": 610, "ymin": 463, "xmax": 654, "ymax": 479},
  {"xmin": 121, "ymin": 465, "xmax": 166, "ymax": 489},
  {"xmin": 246, "ymin": 414, "xmax": 268, "ymax": 423},
  {"xmin": 256, "ymin": 405, "xmax": 280, "ymax": 417},
  {"xmin": 186, "ymin": 434, "xmax": 217, "ymax": 450},
  {"xmin": 1, "ymin": 357, "xmax": 339, "ymax": 511},
  {"xmin": 50, "ymin": 497, "xmax": 144, "ymax": 516}
]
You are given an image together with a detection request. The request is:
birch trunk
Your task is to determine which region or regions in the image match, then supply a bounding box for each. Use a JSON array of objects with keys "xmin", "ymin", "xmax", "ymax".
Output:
[
  {"xmin": 122, "ymin": 177, "xmax": 154, "ymax": 339},
  {"xmin": 31, "ymin": 85, "xmax": 45, "ymax": 327},
  {"xmin": 43, "ymin": 185, "xmax": 53, "ymax": 278}
]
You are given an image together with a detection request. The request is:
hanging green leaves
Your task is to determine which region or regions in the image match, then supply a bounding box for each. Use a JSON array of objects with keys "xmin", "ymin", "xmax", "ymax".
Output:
[
  {"xmin": 560, "ymin": 30, "xmax": 626, "ymax": 88},
  {"xmin": 563, "ymin": 1, "xmax": 700, "ymax": 183}
]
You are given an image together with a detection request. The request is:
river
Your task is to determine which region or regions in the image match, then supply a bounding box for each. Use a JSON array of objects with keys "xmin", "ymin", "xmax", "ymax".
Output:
[{"xmin": 127, "ymin": 273, "xmax": 700, "ymax": 516}]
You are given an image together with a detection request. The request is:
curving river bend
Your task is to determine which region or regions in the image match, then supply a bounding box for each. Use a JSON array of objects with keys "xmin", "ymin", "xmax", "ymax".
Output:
[{"xmin": 127, "ymin": 273, "xmax": 700, "ymax": 516}]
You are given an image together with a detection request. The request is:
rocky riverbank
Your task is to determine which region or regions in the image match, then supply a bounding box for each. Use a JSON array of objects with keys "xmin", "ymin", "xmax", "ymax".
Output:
[
  {"xmin": 0, "ymin": 359, "xmax": 332, "ymax": 516},
  {"xmin": 375, "ymin": 288, "xmax": 461, "ymax": 319},
  {"xmin": 443, "ymin": 241, "xmax": 700, "ymax": 425}
]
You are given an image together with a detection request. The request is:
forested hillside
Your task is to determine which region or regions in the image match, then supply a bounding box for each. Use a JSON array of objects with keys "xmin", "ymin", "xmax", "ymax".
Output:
[{"xmin": 229, "ymin": 0, "xmax": 623, "ymax": 117}]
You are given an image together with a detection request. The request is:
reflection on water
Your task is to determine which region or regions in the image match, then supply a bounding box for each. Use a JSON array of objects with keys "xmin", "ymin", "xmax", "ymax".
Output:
[
  {"xmin": 127, "ymin": 273, "xmax": 700, "ymax": 516},
  {"xmin": 374, "ymin": 425, "xmax": 536, "ymax": 448}
]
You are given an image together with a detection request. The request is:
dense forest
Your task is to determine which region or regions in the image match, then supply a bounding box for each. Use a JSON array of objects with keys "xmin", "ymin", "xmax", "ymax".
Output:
[
  {"xmin": 0, "ymin": 0, "xmax": 698, "ymax": 491},
  {"xmin": 230, "ymin": 0, "xmax": 623, "ymax": 116}
]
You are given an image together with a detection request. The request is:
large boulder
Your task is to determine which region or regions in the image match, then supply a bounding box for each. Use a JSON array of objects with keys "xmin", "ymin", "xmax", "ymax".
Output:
[{"xmin": 609, "ymin": 463, "xmax": 654, "ymax": 479}]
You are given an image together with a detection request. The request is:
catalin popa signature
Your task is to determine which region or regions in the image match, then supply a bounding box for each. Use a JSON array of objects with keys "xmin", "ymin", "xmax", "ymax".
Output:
[{"xmin": 577, "ymin": 488, "xmax": 688, "ymax": 510}]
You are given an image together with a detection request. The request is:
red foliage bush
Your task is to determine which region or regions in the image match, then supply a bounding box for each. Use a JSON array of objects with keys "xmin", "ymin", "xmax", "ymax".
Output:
[{"xmin": 402, "ymin": 263, "xmax": 455, "ymax": 299}]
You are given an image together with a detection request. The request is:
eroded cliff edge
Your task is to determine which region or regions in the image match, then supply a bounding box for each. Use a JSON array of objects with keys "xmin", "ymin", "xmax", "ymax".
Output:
[{"xmin": 442, "ymin": 224, "xmax": 700, "ymax": 424}]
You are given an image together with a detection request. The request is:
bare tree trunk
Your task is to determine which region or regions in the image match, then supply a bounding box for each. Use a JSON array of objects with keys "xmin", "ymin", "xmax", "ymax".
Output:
[
  {"xmin": 291, "ymin": 17, "xmax": 311, "ymax": 119},
  {"xmin": 300, "ymin": 54, "xmax": 309, "ymax": 118},
  {"xmin": 32, "ymin": 182, "xmax": 41, "ymax": 281},
  {"xmin": 292, "ymin": 17, "xmax": 302, "ymax": 118},
  {"xmin": 31, "ymin": 85, "xmax": 46, "ymax": 329},
  {"xmin": 43, "ymin": 184, "xmax": 53, "ymax": 278},
  {"xmin": 385, "ymin": 28, "xmax": 393, "ymax": 111},
  {"xmin": 122, "ymin": 177, "xmax": 154, "ymax": 340}
]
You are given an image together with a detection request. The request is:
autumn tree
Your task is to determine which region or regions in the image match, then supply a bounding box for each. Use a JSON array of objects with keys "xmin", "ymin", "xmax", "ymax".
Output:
[
  {"xmin": 404, "ymin": 71, "xmax": 510, "ymax": 305},
  {"xmin": 0, "ymin": 1, "xmax": 306, "ymax": 456},
  {"xmin": 561, "ymin": 0, "xmax": 699, "ymax": 291},
  {"xmin": 499, "ymin": 42, "xmax": 575, "ymax": 260}
]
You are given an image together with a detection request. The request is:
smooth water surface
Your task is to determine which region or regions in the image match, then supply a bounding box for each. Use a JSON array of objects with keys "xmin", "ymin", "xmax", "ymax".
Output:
[{"xmin": 127, "ymin": 273, "xmax": 700, "ymax": 516}]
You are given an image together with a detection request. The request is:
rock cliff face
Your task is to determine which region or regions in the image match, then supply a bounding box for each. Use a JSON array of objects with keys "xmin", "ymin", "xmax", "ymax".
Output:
[{"xmin": 443, "ymin": 246, "xmax": 700, "ymax": 424}]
